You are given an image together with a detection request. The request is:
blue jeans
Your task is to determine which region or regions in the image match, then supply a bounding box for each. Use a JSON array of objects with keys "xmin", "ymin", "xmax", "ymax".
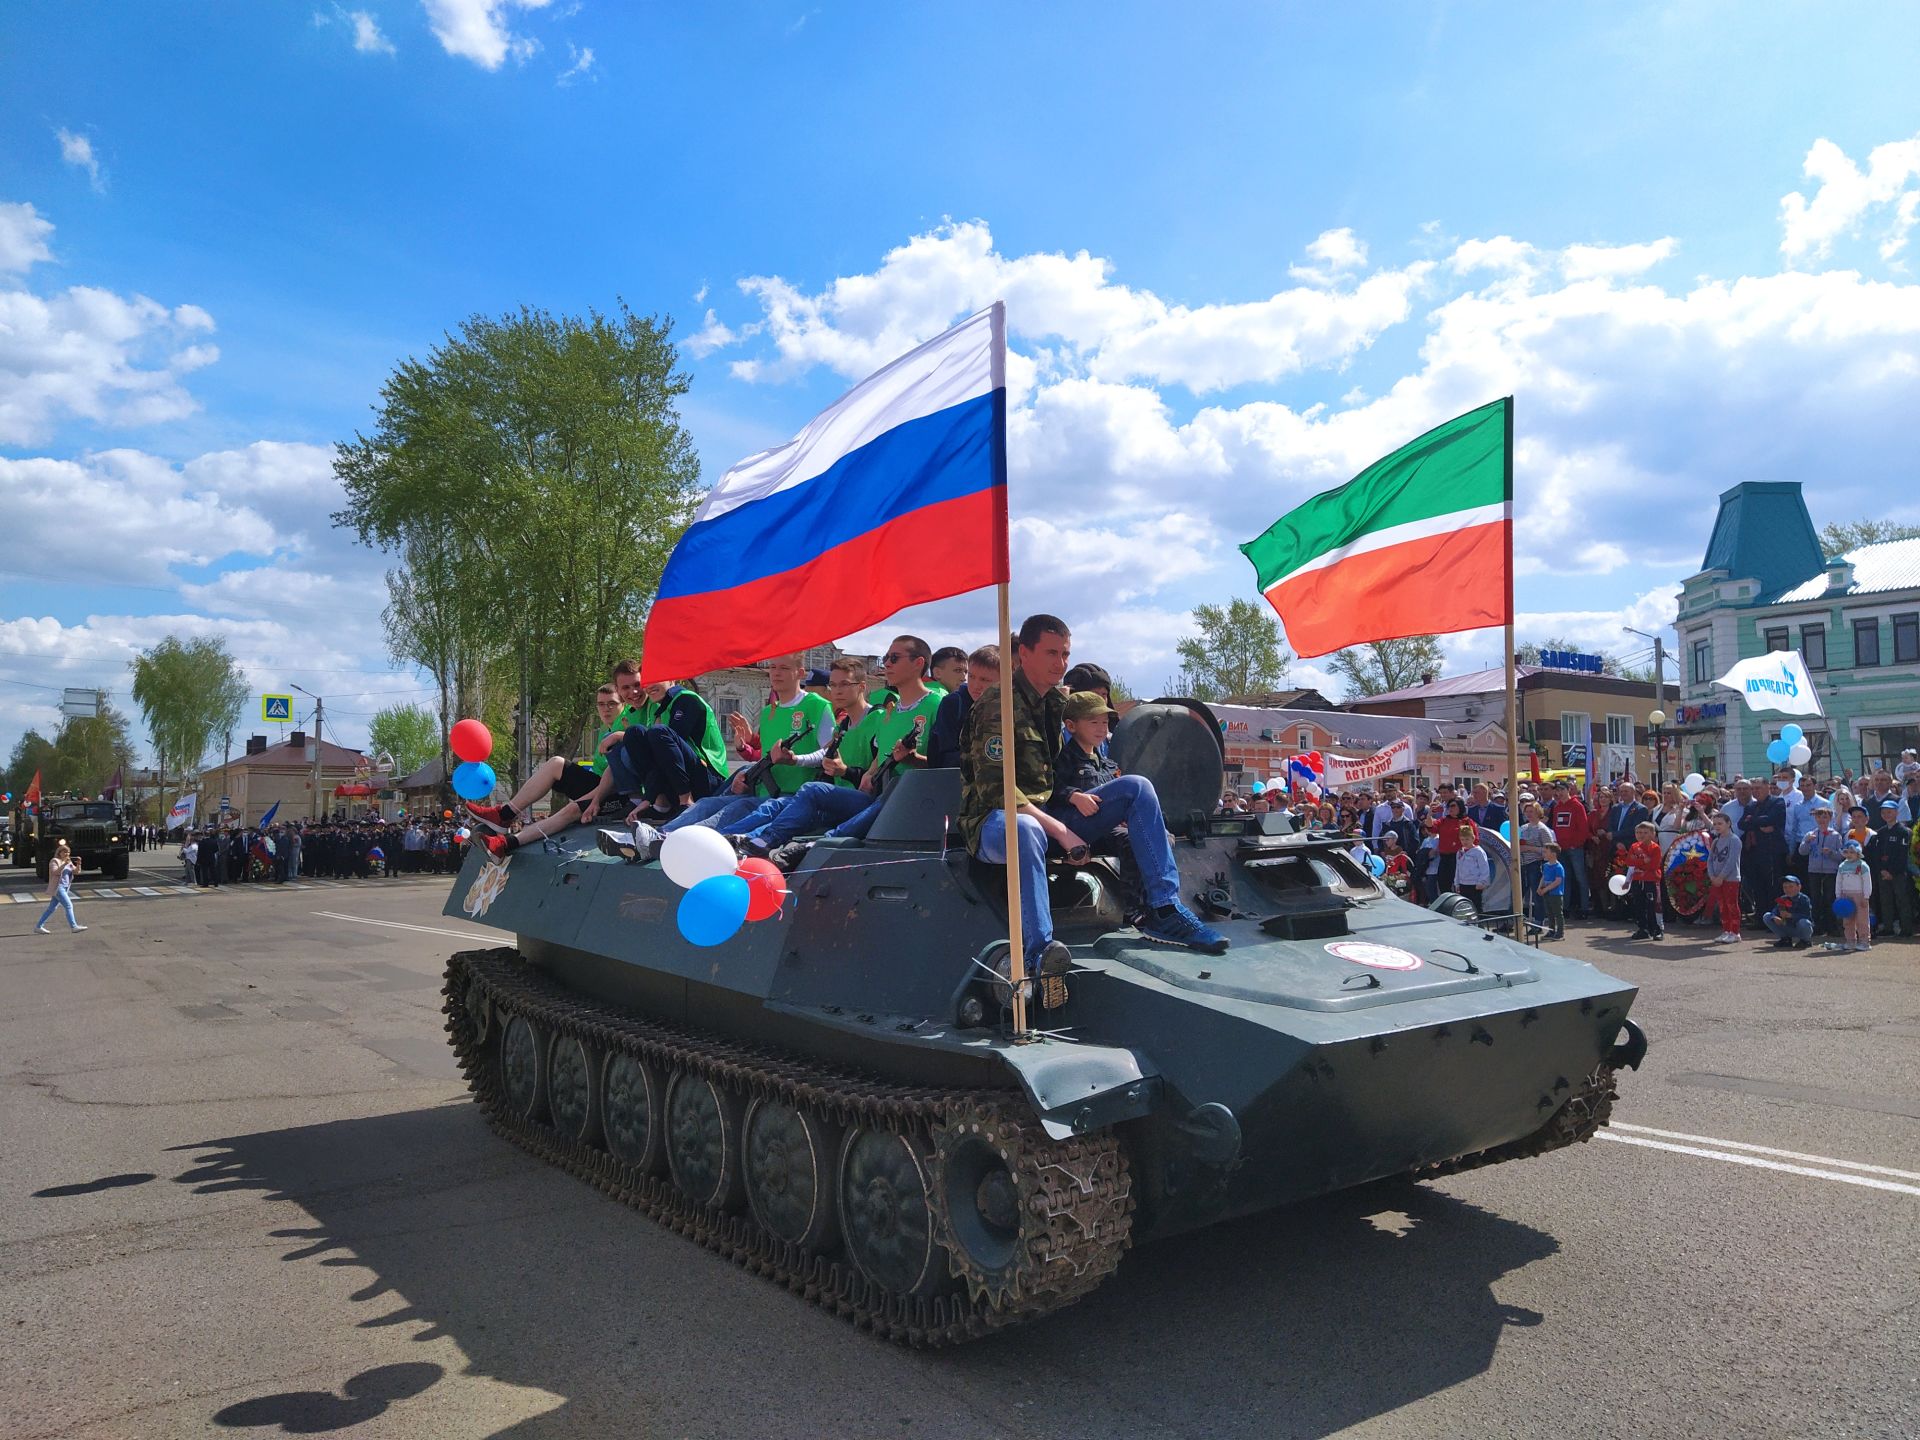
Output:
[
  {"xmin": 829, "ymin": 795, "xmax": 885, "ymax": 839},
  {"xmin": 1521, "ymin": 861, "xmax": 1544, "ymax": 923},
  {"xmin": 37, "ymin": 892, "xmax": 78, "ymax": 930},
  {"xmin": 976, "ymin": 776, "xmax": 1182, "ymax": 959},
  {"xmin": 1561, "ymin": 847, "xmax": 1590, "ymax": 916},
  {"xmin": 1763, "ymin": 913, "xmax": 1814, "ymax": 943},
  {"xmin": 741, "ymin": 782, "xmax": 871, "ymax": 847},
  {"xmin": 664, "ymin": 794, "xmax": 762, "ymax": 832}
]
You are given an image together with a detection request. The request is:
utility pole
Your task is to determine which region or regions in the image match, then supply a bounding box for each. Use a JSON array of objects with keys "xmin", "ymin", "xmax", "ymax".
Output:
[
  {"xmin": 1624, "ymin": 626, "xmax": 1670, "ymax": 788},
  {"xmin": 291, "ymin": 684, "xmax": 324, "ymax": 821}
]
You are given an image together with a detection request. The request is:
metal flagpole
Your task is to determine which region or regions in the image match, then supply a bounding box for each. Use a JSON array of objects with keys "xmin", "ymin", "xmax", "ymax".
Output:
[
  {"xmin": 989, "ymin": 302, "xmax": 1029, "ymax": 1037},
  {"xmin": 1503, "ymin": 395, "xmax": 1523, "ymax": 941}
]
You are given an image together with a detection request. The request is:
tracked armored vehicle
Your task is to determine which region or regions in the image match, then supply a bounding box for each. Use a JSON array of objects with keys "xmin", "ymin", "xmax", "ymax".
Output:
[{"xmin": 443, "ymin": 699, "xmax": 1646, "ymax": 1344}]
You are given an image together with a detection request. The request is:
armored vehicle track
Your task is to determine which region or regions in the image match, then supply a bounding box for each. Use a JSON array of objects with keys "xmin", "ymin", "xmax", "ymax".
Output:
[{"xmin": 445, "ymin": 947, "xmax": 1135, "ymax": 1345}]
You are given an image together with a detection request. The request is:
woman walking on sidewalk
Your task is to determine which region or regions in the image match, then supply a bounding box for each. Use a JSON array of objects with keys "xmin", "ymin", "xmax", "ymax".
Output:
[{"xmin": 35, "ymin": 841, "xmax": 87, "ymax": 934}]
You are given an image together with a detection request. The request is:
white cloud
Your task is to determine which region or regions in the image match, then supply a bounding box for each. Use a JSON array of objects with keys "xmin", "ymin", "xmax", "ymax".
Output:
[
  {"xmin": 721, "ymin": 219, "xmax": 1426, "ymax": 394},
  {"xmin": 557, "ymin": 42, "xmax": 594, "ymax": 84},
  {"xmin": 0, "ymin": 200, "xmax": 55, "ymax": 273},
  {"xmin": 683, "ymin": 308, "xmax": 740, "ymax": 358},
  {"xmin": 1288, "ymin": 226, "xmax": 1368, "ymax": 286},
  {"xmin": 1560, "ymin": 237, "xmax": 1677, "ymax": 281},
  {"xmin": 349, "ymin": 9, "xmax": 397, "ymax": 54},
  {"xmin": 55, "ymin": 129, "xmax": 104, "ymax": 192},
  {"xmin": 1780, "ymin": 133, "xmax": 1920, "ymax": 264},
  {"xmin": 421, "ymin": 0, "xmax": 551, "ymax": 69}
]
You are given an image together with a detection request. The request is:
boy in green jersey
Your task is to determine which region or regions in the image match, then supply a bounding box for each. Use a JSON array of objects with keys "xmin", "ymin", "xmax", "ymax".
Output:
[
  {"xmin": 723, "ymin": 653, "xmax": 834, "ymax": 797},
  {"xmin": 726, "ymin": 657, "xmax": 885, "ymax": 851},
  {"xmin": 587, "ymin": 684, "xmax": 622, "ymax": 774},
  {"xmin": 465, "ymin": 682, "xmax": 618, "ymax": 856},
  {"xmin": 604, "ymin": 678, "xmax": 729, "ymax": 818}
]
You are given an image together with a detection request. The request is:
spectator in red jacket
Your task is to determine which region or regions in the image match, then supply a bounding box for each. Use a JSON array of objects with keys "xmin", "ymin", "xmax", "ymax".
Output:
[
  {"xmin": 1433, "ymin": 796, "xmax": 1468, "ymax": 895},
  {"xmin": 1547, "ymin": 779, "xmax": 1593, "ymax": 918}
]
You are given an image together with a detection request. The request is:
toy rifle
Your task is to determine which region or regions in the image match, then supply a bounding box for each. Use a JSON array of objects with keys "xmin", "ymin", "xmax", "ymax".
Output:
[
  {"xmin": 733, "ymin": 712, "xmax": 839, "ymax": 796},
  {"xmin": 864, "ymin": 715, "xmax": 927, "ymax": 796}
]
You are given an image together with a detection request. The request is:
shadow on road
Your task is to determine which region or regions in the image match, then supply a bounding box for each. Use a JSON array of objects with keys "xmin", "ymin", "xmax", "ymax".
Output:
[
  {"xmin": 32, "ymin": 1171, "xmax": 157, "ymax": 1197},
  {"xmin": 172, "ymin": 1104, "xmax": 1559, "ymax": 1440},
  {"xmin": 212, "ymin": 1362, "xmax": 443, "ymax": 1433}
]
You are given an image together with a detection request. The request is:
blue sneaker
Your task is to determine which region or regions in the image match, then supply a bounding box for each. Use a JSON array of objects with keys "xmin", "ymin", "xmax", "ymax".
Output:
[{"xmin": 1137, "ymin": 902, "xmax": 1228, "ymax": 955}]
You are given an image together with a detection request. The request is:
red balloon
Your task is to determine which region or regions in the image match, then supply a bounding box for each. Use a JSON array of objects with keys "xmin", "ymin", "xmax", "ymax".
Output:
[
  {"xmin": 450, "ymin": 718, "xmax": 493, "ymax": 764},
  {"xmin": 735, "ymin": 858, "xmax": 788, "ymax": 922}
]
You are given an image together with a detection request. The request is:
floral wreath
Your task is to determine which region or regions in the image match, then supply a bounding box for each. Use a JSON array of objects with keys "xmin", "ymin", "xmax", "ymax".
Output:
[{"xmin": 1663, "ymin": 833, "xmax": 1711, "ymax": 918}]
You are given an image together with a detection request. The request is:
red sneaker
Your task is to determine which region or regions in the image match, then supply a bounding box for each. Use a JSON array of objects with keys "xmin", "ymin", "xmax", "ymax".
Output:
[
  {"xmin": 464, "ymin": 803, "xmax": 511, "ymax": 834},
  {"xmin": 479, "ymin": 833, "xmax": 513, "ymax": 861}
]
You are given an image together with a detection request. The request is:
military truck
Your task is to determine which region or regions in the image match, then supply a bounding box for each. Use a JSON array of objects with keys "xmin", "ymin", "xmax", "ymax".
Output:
[{"xmin": 18, "ymin": 797, "xmax": 131, "ymax": 883}]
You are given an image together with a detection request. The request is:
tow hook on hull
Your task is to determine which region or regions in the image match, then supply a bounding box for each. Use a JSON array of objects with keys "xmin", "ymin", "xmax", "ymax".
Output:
[{"xmin": 1608, "ymin": 1018, "xmax": 1648, "ymax": 1071}]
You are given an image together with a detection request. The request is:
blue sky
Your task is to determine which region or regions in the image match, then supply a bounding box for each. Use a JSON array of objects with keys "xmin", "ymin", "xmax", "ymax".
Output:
[{"xmin": 3, "ymin": 1, "xmax": 1919, "ymax": 764}]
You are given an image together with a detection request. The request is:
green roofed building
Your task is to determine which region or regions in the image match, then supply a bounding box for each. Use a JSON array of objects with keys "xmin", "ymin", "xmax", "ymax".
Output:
[{"xmin": 1673, "ymin": 482, "xmax": 1920, "ymax": 781}]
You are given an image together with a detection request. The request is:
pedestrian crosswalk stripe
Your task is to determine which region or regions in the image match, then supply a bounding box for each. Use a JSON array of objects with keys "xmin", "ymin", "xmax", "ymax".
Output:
[
  {"xmin": 95, "ymin": 888, "xmax": 122, "ymax": 898},
  {"xmin": 11, "ymin": 893, "xmax": 36, "ymax": 903},
  {"xmin": 132, "ymin": 886, "xmax": 162, "ymax": 895}
]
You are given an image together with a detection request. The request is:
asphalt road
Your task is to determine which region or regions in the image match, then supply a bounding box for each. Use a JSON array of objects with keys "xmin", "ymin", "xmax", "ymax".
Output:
[{"xmin": 2, "ymin": 869, "xmax": 1916, "ymax": 1439}]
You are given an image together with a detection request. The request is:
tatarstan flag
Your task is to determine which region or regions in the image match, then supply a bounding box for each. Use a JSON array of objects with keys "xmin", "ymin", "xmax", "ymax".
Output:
[{"xmin": 1240, "ymin": 397, "xmax": 1511, "ymax": 658}]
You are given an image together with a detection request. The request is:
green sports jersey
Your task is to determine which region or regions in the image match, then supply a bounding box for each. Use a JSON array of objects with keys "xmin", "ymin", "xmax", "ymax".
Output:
[
  {"xmin": 760, "ymin": 691, "xmax": 833, "ymax": 796},
  {"xmin": 588, "ymin": 723, "xmax": 620, "ymax": 774},
  {"xmin": 872, "ymin": 688, "xmax": 943, "ymax": 766},
  {"xmin": 831, "ymin": 708, "xmax": 884, "ymax": 787}
]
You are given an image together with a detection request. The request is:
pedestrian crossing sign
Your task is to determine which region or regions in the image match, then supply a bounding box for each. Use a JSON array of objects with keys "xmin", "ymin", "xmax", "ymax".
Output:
[{"xmin": 263, "ymin": 694, "xmax": 292, "ymax": 722}]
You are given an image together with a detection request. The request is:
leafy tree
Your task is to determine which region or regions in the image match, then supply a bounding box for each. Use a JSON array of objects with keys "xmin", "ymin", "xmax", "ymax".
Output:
[
  {"xmin": 130, "ymin": 636, "xmax": 249, "ymax": 795},
  {"xmin": 368, "ymin": 703, "xmax": 440, "ymax": 779},
  {"xmin": 1819, "ymin": 517, "xmax": 1920, "ymax": 557},
  {"xmin": 1174, "ymin": 599, "xmax": 1291, "ymax": 701},
  {"xmin": 1328, "ymin": 635, "xmax": 1447, "ymax": 698},
  {"xmin": 48, "ymin": 702, "xmax": 136, "ymax": 798},
  {"xmin": 6, "ymin": 729, "xmax": 56, "ymax": 799},
  {"xmin": 335, "ymin": 304, "xmax": 700, "ymax": 780}
]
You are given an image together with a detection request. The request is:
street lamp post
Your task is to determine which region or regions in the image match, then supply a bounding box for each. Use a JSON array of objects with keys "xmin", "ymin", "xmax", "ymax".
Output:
[{"xmin": 1648, "ymin": 709, "xmax": 1667, "ymax": 791}]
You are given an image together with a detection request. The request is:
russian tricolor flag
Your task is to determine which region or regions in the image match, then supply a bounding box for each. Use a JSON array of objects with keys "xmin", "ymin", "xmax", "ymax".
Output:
[{"xmin": 640, "ymin": 304, "xmax": 1009, "ymax": 683}]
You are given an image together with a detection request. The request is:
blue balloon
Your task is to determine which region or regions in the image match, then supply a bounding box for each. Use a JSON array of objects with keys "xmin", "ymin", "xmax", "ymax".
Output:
[
  {"xmin": 678, "ymin": 874, "xmax": 751, "ymax": 947},
  {"xmin": 1367, "ymin": 852, "xmax": 1386, "ymax": 877},
  {"xmin": 1499, "ymin": 820, "xmax": 1512, "ymax": 841},
  {"xmin": 452, "ymin": 760, "xmax": 496, "ymax": 801},
  {"xmin": 1833, "ymin": 896, "xmax": 1855, "ymax": 918},
  {"xmin": 1766, "ymin": 739, "xmax": 1790, "ymax": 765},
  {"xmin": 1249, "ymin": 780, "xmax": 1266, "ymax": 795},
  {"xmin": 1780, "ymin": 723, "xmax": 1804, "ymax": 746}
]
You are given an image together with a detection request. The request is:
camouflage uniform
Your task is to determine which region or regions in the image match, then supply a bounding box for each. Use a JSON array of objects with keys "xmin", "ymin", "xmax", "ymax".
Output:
[{"xmin": 959, "ymin": 671, "xmax": 1066, "ymax": 850}]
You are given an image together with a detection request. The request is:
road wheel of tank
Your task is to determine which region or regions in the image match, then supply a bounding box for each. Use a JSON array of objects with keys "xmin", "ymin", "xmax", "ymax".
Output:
[
  {"xmin": 665, "ymin": 1071, "xmax": 745, "ymax": 1212},
  {"xmin": 742, "ymin": 1096, "xmax": 840, "ymax": 1253},
  {"xmin": 545, "ymin": 1033, "xmax": 599, "ymax": 1146},
  {"xmin": 464, "ymin": 976, "xmax": 492, "ymax": 1048},
  {"xmin": 930, "ymin": 1105, "xmax": 1133, "ymax": 1310},
  {"xmin": 498, "ymin": 1012, "xmax": 546, "ymax": 1125},
  {"xmin": 837, "ymin": 1126, "xmax": 946, "ymax": 1299},
  {"xmin": 602, "ymin": 1052, "xmax": 665, "ymax": 1173}
]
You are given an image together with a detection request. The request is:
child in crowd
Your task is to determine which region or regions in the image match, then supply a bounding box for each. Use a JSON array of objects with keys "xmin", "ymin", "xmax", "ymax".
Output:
[
  {"xmin": 1536, "ymin": 842, "xmax": 1566, "ymax": 940},
  {"xmin": 1835, "ymin": 839, "xmax": 1873, "ymax": 951},
  {"xmin": 1048, "ymin": 691, "xmax": 1120, "ymax": 833},
  {"xmin": 1624, "ymin": 819, "xmax": 1665, "ymax": 941},
  {"xmin": 1707, "ymin": 810, "xmax": 1743, "ymax": 943},
  {"xmin": 1516, "ymin": 802, "xmax": 1555, "ymax": 929},
  {"xmin": 1763, "ymin": 875, "xmax": 1814, "ymax": 949},
  {"xmin": 1453, "ymin": 820, "xmax": 1490, "ymax": 915},
  {"xmin": 1380, "ymin": 832, "xmax": 1412, "ymax": 897}
]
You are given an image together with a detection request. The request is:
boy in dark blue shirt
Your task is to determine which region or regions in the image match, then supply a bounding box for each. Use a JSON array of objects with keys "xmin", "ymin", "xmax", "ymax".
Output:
[
  {"xmin": 1536, "ymin": 843, "xmax": 1567, "ymax": 940},
  {"xmin": 1761, "ymin": 874, "xmax": 1815, "ymax": 948},
  {"xmin": 1049, "ymin": 691, "xmax": 1120, "ymax": 838}
]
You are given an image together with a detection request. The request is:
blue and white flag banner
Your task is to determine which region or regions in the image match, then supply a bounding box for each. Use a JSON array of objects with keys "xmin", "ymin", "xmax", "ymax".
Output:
[
  {"xmin": 166, "ymin": 793, "xmax": 197, "ymax": 829},
  {"xmin": 1714, "ymin": 650, "xmax": 1825, "ymax": 718}
]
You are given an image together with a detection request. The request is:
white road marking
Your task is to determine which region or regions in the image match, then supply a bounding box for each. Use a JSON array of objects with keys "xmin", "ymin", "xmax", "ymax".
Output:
[
  {"xmin": 132, "ymin": 886, "xmax": 162, "ymax": 896},
  {"xmin": 11, "ymin": 893, "xmax": 36, "ymax": 904},
  {"xmin": 1597, "ymin": 1133, "xmax": 1920, "ymax": 1197},
  {"xmin": 94, "ymin": 889, "xmax": 121, "ymax": 898},
  {"xmin": 1610, "ymin": 1122, "xmax": 1920, "ymax": 1182},
  {"xmin": 311, "ymin": 910, "xmax": 492, "ymax": 941}
]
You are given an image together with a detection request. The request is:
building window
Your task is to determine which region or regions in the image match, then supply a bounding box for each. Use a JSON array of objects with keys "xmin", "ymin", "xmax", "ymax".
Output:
[
  {"xmin": 1606, "ymin": 714, "xmax": 1635, "ymax": 747},
  {"xmin": 1560, "ymin": 711, "xmax": 1589, "ymax": 745},
  {"xmin": 1690, "ymin": 637, "xmax": 1712, "ymax": 685},
  {"xmin": 1853, "ymin": 617, "xmax": 1881, "ymax": 668},
  {"xmin": 1800, "ymin": 623, "xmax": 1826, "ymax": 670},
  {"xmin": 1297, "ymin": 728, "xmax": 1313, "ymax": 750},
  {"xmin": 1763, "ymin": 627, "xmax": 1789, "ymax": 652},
  {"xmin": 1894, "ymin": 612, "xmax": 1919, "ymax": 665}
]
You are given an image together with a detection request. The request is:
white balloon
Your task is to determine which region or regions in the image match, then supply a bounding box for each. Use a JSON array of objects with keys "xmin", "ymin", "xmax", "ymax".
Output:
[
  {"xmin": 1680, "ymin": 773, "xmax": 1705, "ymax": 798},
  {"xmin": 659, "ymin": 826, "xmax": 738, "ymax": 890},
  {"xmin": 1788, "ymin": 742, "xmax": 1812, "ymax": 766},
  {"xmin": 1609, "ymin": 874, "xmax": 1632, "ymax": 896}
]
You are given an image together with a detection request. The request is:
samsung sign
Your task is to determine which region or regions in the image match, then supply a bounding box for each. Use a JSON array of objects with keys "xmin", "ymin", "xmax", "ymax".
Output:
[{"xmin": 1539, "ymin": 649, "xmax": 1605, "ymax": 674}]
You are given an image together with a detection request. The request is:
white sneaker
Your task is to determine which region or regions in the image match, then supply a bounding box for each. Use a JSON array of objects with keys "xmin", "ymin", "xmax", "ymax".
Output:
[
  {"xmin": 70, "ymin": 924, "xmax": 86, "ymax": 932},
  {"xmin": 35, "ymin": 924, "xmax": 50, "ymax": 934}
]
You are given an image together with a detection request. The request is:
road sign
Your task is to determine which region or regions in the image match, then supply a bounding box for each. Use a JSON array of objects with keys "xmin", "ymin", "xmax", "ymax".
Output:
[
  {"xmin": 218, "ymin": 795, "xmax": 231, "ymax": 812},
  {"xmin": 60, "ymin": 687, "xmax": 99, "ymax": 719},
  {"xmin": 263, "ymin": 694, "xmax": 293, "ymax": 722}
]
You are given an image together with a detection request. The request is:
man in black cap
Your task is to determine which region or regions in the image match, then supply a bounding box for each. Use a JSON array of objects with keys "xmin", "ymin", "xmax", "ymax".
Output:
[{"xmin": 1869, "ymin": 798, "xmax": 1913, "ymax": 938}]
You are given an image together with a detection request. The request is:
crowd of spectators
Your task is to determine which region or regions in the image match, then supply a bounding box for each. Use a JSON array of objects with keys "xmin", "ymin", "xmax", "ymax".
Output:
[{"xmin": 172, "ymin": 814, "xmax": 469, "ymax": 888}]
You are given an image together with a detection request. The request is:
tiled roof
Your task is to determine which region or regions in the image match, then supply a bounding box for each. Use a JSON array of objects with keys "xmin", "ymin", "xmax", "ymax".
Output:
[
  {"xmin": 1700, "ymin": 481, "xmax": 1825, "ymax": 601},
  {"xmin": 1770, "ymin": 535, "xmax": 1920, "ymax": 605},
  {"xmin": 199, "ymin": 737, "xmax": 364, "ymax": 775}
]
